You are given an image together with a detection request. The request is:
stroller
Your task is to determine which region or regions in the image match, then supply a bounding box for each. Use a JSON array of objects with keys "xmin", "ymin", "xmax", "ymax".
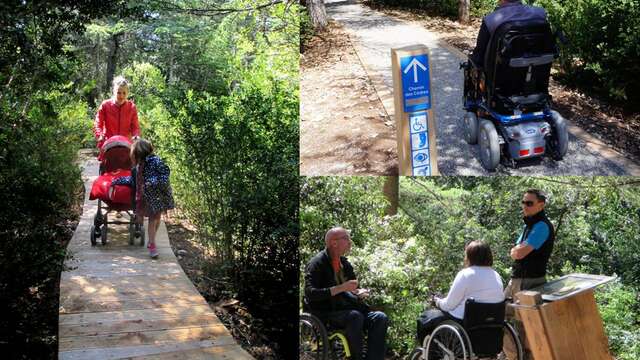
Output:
[
  {"xmin": 89, "ymin": 135, "xmax": 145, "ymax": 246},
  {"xmin": 460, "ymin": 17, "xmax": 569, "ymax": 170}
]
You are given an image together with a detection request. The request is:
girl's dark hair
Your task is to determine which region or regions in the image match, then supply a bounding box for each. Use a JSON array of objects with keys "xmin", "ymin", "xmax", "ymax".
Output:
[
  {"xmin": 465, "ymin": 240, "xmax": 493, "ymax": 267},
  {"xmin": 131, "ymin": 138, "xmax": 153, "ymax": 164}
]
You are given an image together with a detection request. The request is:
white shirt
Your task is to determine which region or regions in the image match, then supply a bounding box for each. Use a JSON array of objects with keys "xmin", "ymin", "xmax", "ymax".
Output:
[{"xmin": 436, "ymin": 266, "xmax": 504, "ymax": 319}]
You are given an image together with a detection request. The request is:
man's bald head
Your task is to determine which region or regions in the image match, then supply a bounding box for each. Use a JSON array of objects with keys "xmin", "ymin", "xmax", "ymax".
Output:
[{"xmin": 325, "ymin": 227, "xmax": 352, "ymax": 256}]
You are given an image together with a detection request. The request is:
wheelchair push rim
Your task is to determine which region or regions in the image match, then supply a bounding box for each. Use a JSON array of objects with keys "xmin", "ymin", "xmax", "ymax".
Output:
[
  {"xmin": 425, "ymin": 322, "xmax": 470, "ymax": 360},
  {"xmin": 299, "ymin": 313, "xmax": 329, "ymax": 360}
]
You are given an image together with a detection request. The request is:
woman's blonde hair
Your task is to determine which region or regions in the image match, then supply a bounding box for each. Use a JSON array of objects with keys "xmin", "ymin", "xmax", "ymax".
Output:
[
  {"xmin": 112, "ymin": 76, "xmax": 130, "ymax": 94},
  {"xmin": 131, "ymin": 138, "xmax": 154, "ymax": 164}
]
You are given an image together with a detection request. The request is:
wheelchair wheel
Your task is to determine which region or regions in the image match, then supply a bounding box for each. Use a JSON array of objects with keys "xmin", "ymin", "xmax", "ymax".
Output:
[
  {"xmin": 500, "ymin": 322, "xmax": 524, "ymax": 360},
  {"xmin": 463, "ymin": 111, "xmax": 479, "ymax": 144},
  {"xmin": 300, "ymin": 313, "xmax": 329, "ymax": 360},
  {"xmin": 409, "ymin": 347, "xmax": 425, "ymax": 360},
  {"xmin": 548, "ymin": 110, "xmax": 568, "ymax": 160},
  {"xmin": 478, "ymin": 119, "xmax": 500, "ymax": 171},
  {"xmin": 425, "ymin": 321, "xmax": 470, "ymax": 360},
  {"xmin": 328, "ymin": 331, "xmax": 351, "ymax": 360}
]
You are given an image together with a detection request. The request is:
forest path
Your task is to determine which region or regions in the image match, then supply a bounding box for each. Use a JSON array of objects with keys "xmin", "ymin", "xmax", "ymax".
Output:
[
  {"xmin": 322, "ymin": 0, "xmax": 640, "ymax": 175},
  {"xmin": 58, "ymin": 154, "xmax": 252, "ymax": 360}
]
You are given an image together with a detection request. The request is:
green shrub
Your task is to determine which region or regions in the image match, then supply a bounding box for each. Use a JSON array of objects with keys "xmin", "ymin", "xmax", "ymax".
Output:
[
  {"xmin": 536, "ymin": 0, "xmax": 640, "ymax": 105},
  {"xmin": 368, "ymin": 0, "xmax": 459, "ymax": 18},
  {"xmin": 596, "ymin": 282, "xmax": 640, "ymax": 360},
  {"xmin": 0, "ymin": 88, "xmax": 84, "ymax": 357}
]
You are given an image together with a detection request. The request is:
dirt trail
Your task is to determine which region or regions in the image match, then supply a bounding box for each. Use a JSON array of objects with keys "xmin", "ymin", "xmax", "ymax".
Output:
[{"xmin": 301, "ymin": 21, "xmax": 397, "ymax": 176}]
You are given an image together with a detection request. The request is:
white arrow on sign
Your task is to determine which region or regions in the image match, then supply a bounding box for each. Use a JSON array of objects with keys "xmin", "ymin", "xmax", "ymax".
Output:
[{"xmin": 403, "ymin": 57, "xmax": 427, "ymax": 83}]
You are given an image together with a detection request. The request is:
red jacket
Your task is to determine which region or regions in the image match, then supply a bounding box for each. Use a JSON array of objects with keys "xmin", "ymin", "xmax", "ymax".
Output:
[{"xmin": 93, "ymin": 99, "xmax": 141, "ymax": 147}]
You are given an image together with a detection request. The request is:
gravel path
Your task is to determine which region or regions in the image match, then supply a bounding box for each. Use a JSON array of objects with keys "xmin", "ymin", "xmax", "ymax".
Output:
[{"xmin": 326, "ymin": 0, "xmax": 635, "ymax": 175}]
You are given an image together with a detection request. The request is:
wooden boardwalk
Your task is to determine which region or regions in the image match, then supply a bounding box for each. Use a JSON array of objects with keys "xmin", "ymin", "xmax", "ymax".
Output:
[{"xmin": 59, "ymin": 156, "xmax": 253, "ymax": 360}]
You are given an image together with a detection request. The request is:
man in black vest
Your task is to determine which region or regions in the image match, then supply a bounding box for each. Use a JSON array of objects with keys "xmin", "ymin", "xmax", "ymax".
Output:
[
  {"xmin": 470, "ymin": 0, "xmax": 548, "ymax": 67},
  {"xmin": 504, "ymin": 189, "xmax": 555, "ymax": 359},
  {"xmin": 506, "ymin": 188, "xmax": 555, "ymax": 297},
  {"xmin": 304, "ymin": 227, "xmax": 388, "ymax": 360}
]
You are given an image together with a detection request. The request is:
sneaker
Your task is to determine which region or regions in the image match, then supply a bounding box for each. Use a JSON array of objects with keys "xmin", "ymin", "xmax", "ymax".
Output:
[{"xmin": 148, "ymin": 243, "xmax": 159, "ymax": 258}]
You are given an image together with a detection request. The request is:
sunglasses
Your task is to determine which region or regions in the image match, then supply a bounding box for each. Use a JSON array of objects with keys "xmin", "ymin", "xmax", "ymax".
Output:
[{"xmin": 521, "ymin": 200, "xmax": 535, "ymax": 207}]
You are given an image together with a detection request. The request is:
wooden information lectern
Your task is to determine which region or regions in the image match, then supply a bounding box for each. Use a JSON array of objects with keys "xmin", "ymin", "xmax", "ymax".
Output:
[{"xmin": 514, "ymin": 273, "xmax": 615, "ymax": 360}]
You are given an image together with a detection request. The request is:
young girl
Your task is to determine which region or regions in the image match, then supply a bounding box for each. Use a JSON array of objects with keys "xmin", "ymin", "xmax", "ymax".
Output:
[{"xmin": 112, "ymin": 139, "xmax": 175, "ymax": 258}]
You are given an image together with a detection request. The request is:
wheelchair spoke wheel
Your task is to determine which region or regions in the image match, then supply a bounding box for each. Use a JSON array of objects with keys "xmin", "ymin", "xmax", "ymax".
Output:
[
  {"xmin": 409, "ymin": 347, "xmax": 425, "ymax": 360},
  {"xmin": 426, "ymin": 322, "xmax": 469, "ymax": 360},
  {"xmin": 300, "ymin": 313, "xmax": 329, "ymax": 360},
  {"xmin": 499, "ymin": 322, "xmax": 523, "ymax": 360}
]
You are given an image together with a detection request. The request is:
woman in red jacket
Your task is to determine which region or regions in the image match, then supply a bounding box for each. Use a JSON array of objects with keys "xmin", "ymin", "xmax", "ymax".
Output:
[{"xmin": 94, "ymin": 76, "xmax": 141, "ymax": 149}]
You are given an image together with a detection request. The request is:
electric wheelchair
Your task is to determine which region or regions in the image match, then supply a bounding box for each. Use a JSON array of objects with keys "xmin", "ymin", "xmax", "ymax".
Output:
[
  {"xmin": 461, "ymin": 18, "xmax": 569, "ymax": 171},
  {"xmin": 410, "ymin": 299, "xmax": 523, "ymax": 360}
]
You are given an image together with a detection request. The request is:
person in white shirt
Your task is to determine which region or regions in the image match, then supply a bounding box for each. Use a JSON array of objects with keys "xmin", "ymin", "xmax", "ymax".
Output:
[{"xmin": 417, "ymin": 241, "xmax": 504, "ymax": 340}]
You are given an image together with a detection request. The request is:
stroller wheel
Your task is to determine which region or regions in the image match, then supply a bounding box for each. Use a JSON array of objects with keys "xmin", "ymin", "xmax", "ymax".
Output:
[
  {"xmin": 463, "ymin": 111, "xmax": 479, "ymax": 144},
  {"xmin": 139, "ymin": 225, "xmax": 146, "ymax": 246},
  {"xmin": 101, "ymin": 225, "xmax": 108, "ymax": 245},
  {"xmin": 128, "ymin": 223, "xmax": 135, "ymax": 245},
  {"xmin": 90, "ymin": 225, "xmax": 97, "ymax": 246},
  {"xmin": 478, "ymin": 119, "xmax": 500, "ymax": 171},
  {"xmin": 548, "ymin": 110, "xmax": 569, "ymax": 160}
]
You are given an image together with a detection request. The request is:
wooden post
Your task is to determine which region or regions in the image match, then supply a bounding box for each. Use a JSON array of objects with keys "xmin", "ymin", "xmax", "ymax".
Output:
[
  {"xmin": 391, "ymin": 45, "xmax": 439, "ymax": 176},
  {"xmin": 515, "ymin": 289, "xmax": 612, "ymax": 360}
]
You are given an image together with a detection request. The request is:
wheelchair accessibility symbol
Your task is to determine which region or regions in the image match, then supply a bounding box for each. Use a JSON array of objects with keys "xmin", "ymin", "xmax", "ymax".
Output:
[{"xmin": 409, "ymin": 112, "xmax": 428, "ymax": 134}]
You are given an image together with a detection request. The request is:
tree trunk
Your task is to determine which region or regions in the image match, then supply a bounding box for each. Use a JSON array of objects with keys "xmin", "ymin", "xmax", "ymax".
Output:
[
  {"xmin": 307, "ymin": 0, "xmax": 328, "ymax": 31},
  {"xmin": 383, "ymin": 176, "xmax": 399, "ymax": 215},
  {"xmin": 459, "ymin": 0, "xmax": 470, "ymax": 24},
  {"xmin": 105, "ymin": 33, "xmax": 122, "ymax": 93}
]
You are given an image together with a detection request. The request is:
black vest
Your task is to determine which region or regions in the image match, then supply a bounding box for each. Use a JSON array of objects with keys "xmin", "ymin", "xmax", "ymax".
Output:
[{"xmin": 512, "ymin": 210, "xmax": 555, "ymax": 279}]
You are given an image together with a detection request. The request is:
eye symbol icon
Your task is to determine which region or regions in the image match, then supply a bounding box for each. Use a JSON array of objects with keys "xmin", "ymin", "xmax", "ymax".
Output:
[{"xmin": 414, "ymin": 153, "xmax": 428, "ymax": 163}]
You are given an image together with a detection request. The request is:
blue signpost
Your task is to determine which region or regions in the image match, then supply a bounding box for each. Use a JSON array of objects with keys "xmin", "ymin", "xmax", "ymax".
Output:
[
  {"xmin": 392, "ymin": 45, "xmax": 438, "ymax": 176},
  {"xmin": 400, "ymin": 54, "xmax": 431, "ymax": 113}
]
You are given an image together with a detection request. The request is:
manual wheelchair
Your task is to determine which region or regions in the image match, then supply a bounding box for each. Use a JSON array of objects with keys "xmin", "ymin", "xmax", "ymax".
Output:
[
  {"xmin": 409, "ymin": 299, "xmax": 523, "ymax": 360},
  {"xmin": 299, "ymin": 312, "xmax": 355, "ymax": 360},
  {"xmin": 461, "ymin": 18, "xmax": 569, "ymax": 171}
]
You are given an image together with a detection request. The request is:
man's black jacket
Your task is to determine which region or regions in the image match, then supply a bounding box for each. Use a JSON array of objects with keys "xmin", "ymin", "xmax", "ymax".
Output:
[{"xmin": 303, "ymin": 249, "xmax": 369, "ymax": 320}]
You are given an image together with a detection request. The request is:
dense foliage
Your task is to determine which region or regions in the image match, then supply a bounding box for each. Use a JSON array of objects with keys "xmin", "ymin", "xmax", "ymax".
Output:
[
  {"xmin": 535, "ymin": 0, "xmax": 640, "ymax": 107},
  {"xmin": 1, "ymin": 0, "xmax": 299, "ymax": 358},
  {"xmin": 300, "ymin": 176, "xmax": 640, "ymax": 359}
]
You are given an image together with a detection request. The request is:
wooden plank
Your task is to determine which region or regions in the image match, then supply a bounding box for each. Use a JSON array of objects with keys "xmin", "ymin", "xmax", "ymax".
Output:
[
  {"xmin": 538, "ymin": 289, "xmax": 612, "ymax": 360},
  {"xmin": 516, "ymin": 306, "xmax": 555, "ymax": 360},
  {"xmin": 60, "ymin": 313, "xmax": 220, "ymax": 337},
  {"xmin": 60, "ymin": 278, "xmax": 198, "ymax": 300},
  {"xmin": 60, "ymin": 287, "xmax": 204, "ymax": 304},
  {"xmin": 60, "ymin": 304, "xmax": 215, "ymax": 325},
  {"xmin": 59, "ymin": 325, "xmax": 235, "ymax": 351},
  {"xmin": 126, "ymin": 344, "xmax": 254, "ymax": 360},
  {"xmin": 60, "ymin": 340, "xmax": 226, "ymax": 359},
  {"xmin": 60, "ymin": 296, "xmax": 208, "ymax": 314}
]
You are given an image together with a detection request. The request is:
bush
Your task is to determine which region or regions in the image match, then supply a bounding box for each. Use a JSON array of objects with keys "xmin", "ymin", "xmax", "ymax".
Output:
[
  {"xmin": 536, "ymin": 0, "xmax": 640, "ymax": 105},
  {"xmin": 149, "ymin": 75, "xmax": 299, "ymax": 357},
  {"xmin": 0, "ymin": 88, "xmax": 85, "ymax": 357},
  {"xmin": 368, "ymin": 0, "xmax": 459, "ymax": 18}
]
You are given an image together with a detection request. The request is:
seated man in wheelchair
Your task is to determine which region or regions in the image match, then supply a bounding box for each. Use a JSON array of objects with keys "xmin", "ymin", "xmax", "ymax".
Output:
[
  {"xmin": 414, "ymin": 241, "xmax": 522, "ymax": 360},
  {"xmin": 461, "ymin": 0, "xmax": 569, "ymax": 170},
  {"xmin": 304, "ymin": 227, "xmax": 388, "ymax": 360}
]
